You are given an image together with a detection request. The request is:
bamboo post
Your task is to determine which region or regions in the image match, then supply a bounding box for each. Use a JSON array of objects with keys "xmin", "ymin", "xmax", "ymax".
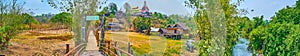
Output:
[
  {"xmin": 65, "ymin": 44, "xmax": 70, "ymax": 54},
  {"xmin": 128, "ymin": 42, "xmax": 131, "ymax": 54},
  {"xmin": 131, "ymin": 45, "xmax": 134, "ymax": 55},
  {"xmin": 108, "ymin": 41, "xmax": 111, "ymax": 55},
  {"xmin": 120, "ymin": 51, "xmax": 123, "ymax": 56},
  {"xmin": 114, "ymin": 42, "xmax": 121, "ymax": 56},
  {"xmin": 114, "ymin": 42, "xmax": 117, "ymax": 47}
]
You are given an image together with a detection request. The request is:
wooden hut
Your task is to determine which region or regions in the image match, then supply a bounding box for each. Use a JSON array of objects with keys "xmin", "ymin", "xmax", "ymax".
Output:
[{"xmin": 158, "ymin": 23, "xmax": 189, "ymax": 40}]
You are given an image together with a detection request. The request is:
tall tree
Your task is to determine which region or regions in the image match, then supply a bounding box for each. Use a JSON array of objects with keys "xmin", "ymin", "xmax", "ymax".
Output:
[
  {"xmin": 271, "ymin": 6, "xmax": 300, "ymax": 24},
  {"xmin": 108, "ymin": 3, "xmax": 118, "ymax": 14},
  {"xmin": 248, "ymin": 0, "xmax": 300, "ymax": 55},
  {"xmin": 23, "ymin": 13, "xmax": 39, "ymax": 30},
  {"xmin": 185, "ymin": 0, "xmax": 245, "ymax": 55},
  {"xmin": 134, "ymin": 17, "xmax": 152, "ymax": 35},
  {"xmin": 0, "ymin": 0, "xmax": 27, "ymax": 50},
  {"xmin": 100, "ymin": 7, "xmax": 109, "ymax": 15},
  {"xmin": 249, "ymin": 23, "xmax": 300, "ymax": 55},
  {"xmin": 123, "ymin": 2, "xmax": 131, "ymax": 13}
]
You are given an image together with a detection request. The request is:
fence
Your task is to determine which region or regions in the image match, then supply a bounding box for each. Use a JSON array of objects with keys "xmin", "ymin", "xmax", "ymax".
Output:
[
  {"xmin": 64, "ymin": 43, "xmax": 85, "ymax": 56},
  {"xmin": 64, "ymin": 40, "xmax": 133, "ymax": 56},
  {"xmin": 102, "ymin": 40, "xmax": 134, "ymax": 56}
]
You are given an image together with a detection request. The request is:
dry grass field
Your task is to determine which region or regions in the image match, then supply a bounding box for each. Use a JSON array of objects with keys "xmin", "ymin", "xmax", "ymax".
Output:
[
  {"xmin": 0, "ymin": 29, "xmax": 74, "ymax": 56},
  {"xmin": 104, "ymin": 32, "xmax": 193, "ymax": 56}
]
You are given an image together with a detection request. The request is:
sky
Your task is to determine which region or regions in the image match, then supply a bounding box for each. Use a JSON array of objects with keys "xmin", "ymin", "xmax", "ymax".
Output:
[
  {"xmin": 23, "ymin": 0, "xmax": 60, "ymax": 15},
  {"xmin": 238, "ymin": 0, "xmax": 297, "ymax": 20},
  {"xmin": 23, "ymin": 0, "xmax": 298, "ymax": 20}
]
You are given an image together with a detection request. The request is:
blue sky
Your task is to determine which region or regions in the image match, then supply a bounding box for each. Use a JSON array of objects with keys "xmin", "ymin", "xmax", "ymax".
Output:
[
  {"xmin": 23, "ymin": 0, "xmax": 297, "ymax": 20},
  {"xmin": 23, "ymin": 0, "xmax": 60, "ymax": 15},
  {"xmin": 238, "ymin": 0, "xmax": 297, "ymax": 20}
]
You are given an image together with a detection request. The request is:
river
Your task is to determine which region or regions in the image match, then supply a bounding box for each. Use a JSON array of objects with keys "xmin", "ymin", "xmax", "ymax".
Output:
[{"xmin": 232, "ymin": 37, "xmax": 253, "ymax": 56}]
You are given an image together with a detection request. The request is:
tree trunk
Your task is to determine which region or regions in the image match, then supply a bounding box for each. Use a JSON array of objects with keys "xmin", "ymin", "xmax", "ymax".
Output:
[{"xmin": 146, "ymin": 27, "xmax": 151, "ymax": 35}]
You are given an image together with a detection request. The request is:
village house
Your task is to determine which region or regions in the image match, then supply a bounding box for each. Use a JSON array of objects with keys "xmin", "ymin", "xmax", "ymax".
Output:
[{"xmin": 158, "ymin": 23, "xmax": 189, "ymax": 40}]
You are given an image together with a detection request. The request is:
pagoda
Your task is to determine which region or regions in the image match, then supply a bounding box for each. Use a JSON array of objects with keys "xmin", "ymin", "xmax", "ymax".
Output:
[
  {"xmin": 141, "ymin": 1, "xmax": 149, "ymax": 13},
  {"xmin": 130, "ymin": 1, "xmax": 152, "ymax": 18}
]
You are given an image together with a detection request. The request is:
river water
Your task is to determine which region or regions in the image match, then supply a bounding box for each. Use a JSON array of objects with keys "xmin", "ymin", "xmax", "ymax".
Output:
[{"xmin": 232, "ymin": 38, "xmax": 253, "ymax": 56}]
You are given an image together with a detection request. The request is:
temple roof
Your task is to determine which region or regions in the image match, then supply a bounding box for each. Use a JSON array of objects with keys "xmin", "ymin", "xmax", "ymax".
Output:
[{"xmin": 141, "ymin": 1, "xmax": 149, "ymax": 12}]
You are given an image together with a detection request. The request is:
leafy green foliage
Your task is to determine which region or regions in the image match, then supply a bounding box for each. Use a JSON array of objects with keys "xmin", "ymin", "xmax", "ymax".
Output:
[
  {"xmin": 23, "ymin": 13, "xmax": 39, "ymax": 24},
  {"xmin": 98, "ymin": 7, "xmax": 109, "ymax": 15},
  {"xmin": 134, "ymin": 17, "xmax": 152, "ymax": 35},
  {"xmin": 108, "ymin": 3, "xmax": 118, "ymax": 14},
  {"xmin": 271, "ymin": 6, "xmax": 300, "ymax": 24},
  {"xmin": 186, "ymin": 0, "xmax": 300, "ymax": 55},
  {"xmin": 109, "ymin": 13, "xmax": 114, "ymax": 18},
  {"xmin": 0, "ymin": 14, "xmax": 35, "ymax": 50},
  {"xmin": 49, "ymin": 12, "xmax": 72, "ymax": 27},
  {"xmin": 151, "ymin": 12, "xmax": 175, "ymax": 28},
  {"xmin": 186, "ymin": 0, "xmax": 244, "ymax": 55},
  {"xmin": 165, "ymin": 18, "xmax": 175, "ymax": 25},
  {"xmin": 42, "ymin": 17, "xmax": 48, "ymax": 23},
  {"xmin": 249, "ymin": 23, "xmax": 300, "ymax": 55},
  {"xmin": 248, "ymin": 1, "xmax": 300, "ymax": 55}
]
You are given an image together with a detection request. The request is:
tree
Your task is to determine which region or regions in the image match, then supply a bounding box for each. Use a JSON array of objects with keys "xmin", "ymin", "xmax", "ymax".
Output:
[
  {"xmin": 0, "ymin": 0, "xmax": 8, "ymax": 23},
  {"xmin": 108, "ymin": 3, "xmax": 118, "ymax": 14},
  {"xmin": 123, "ymin": 2, "xmax": 131, "ymax": 13},
  {"xmin": 41, "ymin": 17, "xmax": 47, "ymax": 23},
  {"xmin": 49, "ymin": 12, "xmax": 72, "ymax": 27},
  {"xmin": 23, "ymin": 13, "xmax": 37, "ymax": 24},
  {"xmin": 123, "ymin": 2, "xmax": 131, "ymax": 23},
  {"xmin": 253, "ymin": 16, "xmax": 265, "ymax": 28},
  {"xmin": 185, "ymin": 0, "xmax": 245, "ymax": 55},
  {"xmin": 134, "ymin": 17, "xmax": 152, "ymax": 35},
  {"xmin": 186, "ymin": 0, "xmax": 300, "ymax": 55},
  {"xmin": 271, "ymin": 6, "xmax": 300, "ymax": 24},
  {"xmin": 248, "ymin": 1, "xmax": 300, "ymax": 55},
  {"xmin": 0, "ymin": 0, "xmax": 27, "ymax": 50},
  {"xmin": 249, "ymin": 23, "xmax": 300, "ymax": 55},
  {"xmin": 108, "ymin": 13, "xmax": 114, "ymax": 18},
  {"xmin": 97, "ymin": 6, "xmax": 109, "ymax": 16},
  {"xmin": 22, "ymin": 13, "xmax": 39, "ymax": 30}
]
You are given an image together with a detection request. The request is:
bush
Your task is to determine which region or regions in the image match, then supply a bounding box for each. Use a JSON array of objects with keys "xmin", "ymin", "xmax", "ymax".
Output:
[
  {"xmin": 0, "ymin": 26, "xmax": 18, "ymax": 50},
  {"xmin": 0, "ymin": 13, "xmax": 39, "ymax": 50},
  {"xmin": 249, "ymin": 23, "xmax": 300, "ymax": 55},
  {"xmin": 49, "ymin": 12, "xmax": 72, "ymax": 28}
]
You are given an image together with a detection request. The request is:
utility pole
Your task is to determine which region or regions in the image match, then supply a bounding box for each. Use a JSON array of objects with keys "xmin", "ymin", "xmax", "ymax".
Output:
[
  {"xmin": 100, "ymin": 14, "xmax": 105, "ymax": 52},
  {"xmin": 82, "ymin": 14, "xmax": 86, "ymax": 43}
]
